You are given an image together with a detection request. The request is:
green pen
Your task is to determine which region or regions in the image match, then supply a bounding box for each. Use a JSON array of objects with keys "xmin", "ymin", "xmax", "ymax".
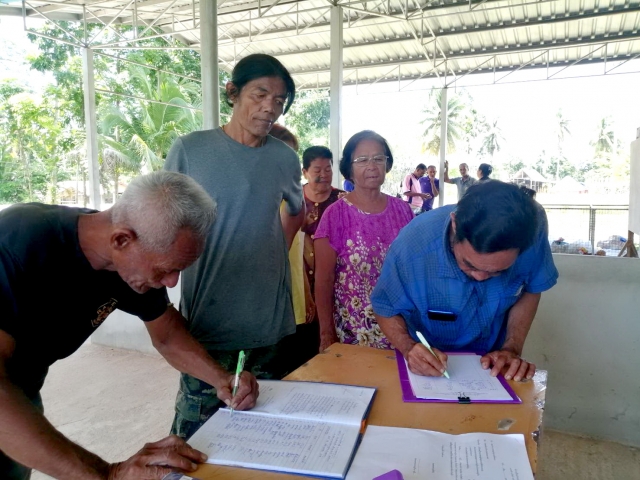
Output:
[
  {"xmin": 230, "ymin": 350, "xmax": 246, "ymax": 415},
  {"xmin": 416, "ymin": 331, "xmax": 450, "ymax": 379}
]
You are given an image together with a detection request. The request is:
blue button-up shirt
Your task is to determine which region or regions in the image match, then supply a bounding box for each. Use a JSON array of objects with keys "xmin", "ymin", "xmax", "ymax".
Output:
[{"xmin": 371, "ymin": 205, "xmax": 558, "ymax": 352}]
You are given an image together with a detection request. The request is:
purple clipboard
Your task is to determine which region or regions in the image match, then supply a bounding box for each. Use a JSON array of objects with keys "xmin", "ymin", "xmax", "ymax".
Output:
[{"xmin": 395, "ymin": 350, "xmax": 521, "ymax": 404}]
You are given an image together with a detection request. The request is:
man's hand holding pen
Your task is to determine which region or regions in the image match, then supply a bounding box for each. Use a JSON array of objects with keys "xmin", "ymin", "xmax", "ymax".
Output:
[{"xmin": 216, "ymin": 360, "xmax": 259, "ymax": 412}]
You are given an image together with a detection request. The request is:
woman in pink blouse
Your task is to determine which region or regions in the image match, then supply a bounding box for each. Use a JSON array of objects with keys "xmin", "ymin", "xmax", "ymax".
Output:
[{"xmin": 314, "ymin": 130, "xmax": 414, "ymax": 351}]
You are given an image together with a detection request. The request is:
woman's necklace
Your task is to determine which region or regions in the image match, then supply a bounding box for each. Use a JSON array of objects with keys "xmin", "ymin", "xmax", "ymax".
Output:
[{"xmin": 222, "ymin": 124, "xmax": 266, "ymax": 147}]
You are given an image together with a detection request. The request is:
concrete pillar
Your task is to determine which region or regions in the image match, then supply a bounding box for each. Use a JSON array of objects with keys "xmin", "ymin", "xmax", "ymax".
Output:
[
  {"xmin": 82, "ymin": 47, "xmax": 101, "ymax": 209},
  {"xmin": 200, "ymin": 0, "xmax": 219, "ymax": 130},
  {"xmin": 330, "ymin": 5, "xmax": 343, "ymax": 188},
  {"xmin": 438, "ymin": 87, "xmax": 448, "ymax": 207}
]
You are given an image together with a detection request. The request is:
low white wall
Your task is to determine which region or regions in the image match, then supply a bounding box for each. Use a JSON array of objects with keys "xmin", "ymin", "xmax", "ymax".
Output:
[
  {"xmin": 91, "ymin": 281, "xmax": 181, "ymax": 356},
  {"xmin": 524, "ymin": 254, "xmax": 640, "ymax": 447},
  {"xmin": 93, "ymin": 255, "xmax": 640, "ymax": 446}
]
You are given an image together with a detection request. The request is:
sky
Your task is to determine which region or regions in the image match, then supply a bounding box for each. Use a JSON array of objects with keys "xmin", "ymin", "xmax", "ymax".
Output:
[
  {"xmin": 341, "ymin": 70, "xmax": 640, "ymax": 173},
  {"xmin": 2, "ymin": 14, "xmax": 640, "ymax": 177}
]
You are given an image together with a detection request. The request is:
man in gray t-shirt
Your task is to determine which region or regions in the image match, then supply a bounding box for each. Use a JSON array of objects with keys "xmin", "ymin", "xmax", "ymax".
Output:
[
  {"xmin": 444, "ymin": 160, "xmax": 477, "ymax": 201},
  {"xmin": 164, "ymin": 54, "xmax": 304, "ymax": 439}
]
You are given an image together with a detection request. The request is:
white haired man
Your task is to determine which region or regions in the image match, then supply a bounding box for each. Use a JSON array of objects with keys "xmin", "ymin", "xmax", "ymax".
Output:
[{"xmin": 0, "ymin": 171, "xmax": 259, "ymax": 480}]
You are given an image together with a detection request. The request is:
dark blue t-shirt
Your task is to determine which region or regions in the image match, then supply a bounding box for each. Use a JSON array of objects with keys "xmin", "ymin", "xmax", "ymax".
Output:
[
  {"xmin": 0, "ymin": 203, "xmax": 169, "ymax": 397},
  {"xmin": 419, "ymin": 176, "xmax": 440, "ymax": 211}
]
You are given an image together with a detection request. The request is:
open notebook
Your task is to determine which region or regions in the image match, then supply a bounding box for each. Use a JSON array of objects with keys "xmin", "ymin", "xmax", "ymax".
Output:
[
  {"xmin": 187, "ymin": 380, "xmax": 376, "ymax": 479},
  {"xmin": 396, "ymin": 351, "xmax": 521, "ymax": 403}
]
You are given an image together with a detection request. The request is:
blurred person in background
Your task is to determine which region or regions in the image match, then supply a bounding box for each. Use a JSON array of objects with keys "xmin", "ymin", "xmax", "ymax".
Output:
[
  {"xmin": 418, "ymin": 165, "xmax": 439, "ymax": 213},
  {"xmin": 402, "ymin": 163, "xmax": 430, "ymax": 215},
  {"xmin": 291, "ymin": 146, "xmax": 345, "ymax": 366},
  {"xmin": 443, "ymin": 161, "xmax": 477, "ymax": 201},
  {"xmin": 478, "ymin": 163, "xmax": 493, "ymax": 181}
]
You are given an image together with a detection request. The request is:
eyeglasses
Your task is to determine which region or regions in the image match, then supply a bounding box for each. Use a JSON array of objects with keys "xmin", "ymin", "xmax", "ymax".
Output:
[{"xmin": 352, "ymin": 155, "xmax": 389, "ymax": 167}]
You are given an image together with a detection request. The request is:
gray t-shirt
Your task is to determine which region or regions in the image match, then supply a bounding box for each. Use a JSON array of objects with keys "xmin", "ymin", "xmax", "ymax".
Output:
[
  {"xmin": 450, "ymin": 176, "xmax": 477, "ymax": 200},
  {"xmin": 164, "ymin": 128, "xmax": 303, "ymax": 350}
]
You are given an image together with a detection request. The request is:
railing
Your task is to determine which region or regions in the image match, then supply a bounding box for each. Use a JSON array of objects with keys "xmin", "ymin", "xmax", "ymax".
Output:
[{"xmin": 542, "ymin": 204, "xmax": 633, "ymax": 255}]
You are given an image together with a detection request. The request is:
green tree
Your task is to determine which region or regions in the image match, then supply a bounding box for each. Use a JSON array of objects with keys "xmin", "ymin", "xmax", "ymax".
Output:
[
  {"xmin": 554, "ymin": 110, "xmax": 571, "ymax": 181},
  {"xmin": 0, "ymin": 89, "xmax": 77, "ymax": 202},
  {"xmin": 100, "ymin": 65, "xmax": 202, "ymax": 177},
  {"xmin": 479, "ymin": 119, "xmax": 505, "ymax": 158},
  {"xmin": 504, "ymin": 156, "xmax": 527, "ymax": 176},
  {"xmin": 285, "ymin": 90, "xmax": 330, "ymax": 154},
  {"xmin": 420, "ymin": 89, "xmax": 466, "ymax": 155},
  {"xmin": 591, "ymin": 117, "xmax": 615, "ymax": 158}
]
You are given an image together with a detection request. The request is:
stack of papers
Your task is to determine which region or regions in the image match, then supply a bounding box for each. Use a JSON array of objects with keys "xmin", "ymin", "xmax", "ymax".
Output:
[{"xmin": 347, "ymin": 426, "xmax": 534, "ymax": 480}]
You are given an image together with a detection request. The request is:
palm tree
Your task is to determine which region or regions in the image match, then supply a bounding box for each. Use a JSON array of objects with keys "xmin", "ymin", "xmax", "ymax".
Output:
[
  {"xmin": 591, "ymin": 117, "xmax": 615, "ymax": 158},
  {"xmin": 100, "ymin": 65, "xmax": 202, "ymax": 174},
  {"xmin": 555, "ymin": 110, "xmax": 571, "ymax": 181},
  {"xmin": 420, "ymin": 89, "xmax": 465, "ymax": 155},
  {"xmin": 480, "ymin": 119, "xmax": 505, "ymax": 158}
]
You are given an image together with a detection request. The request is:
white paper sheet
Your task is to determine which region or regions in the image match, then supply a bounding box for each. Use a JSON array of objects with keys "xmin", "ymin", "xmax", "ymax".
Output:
[
  {"xmin": 249, "ymin": 380, "xmax": 376, "ymax": 424},
  {"xmin": 405, "ymin": 354, "xmax": 514, "ymax": 401},
  {"xmin": 188, "ymin": 409, "xmax": 360, "ymax": 478},
  {"xmin": 346, "ymin": 426, "xmax": 534, "ymax": 480}
]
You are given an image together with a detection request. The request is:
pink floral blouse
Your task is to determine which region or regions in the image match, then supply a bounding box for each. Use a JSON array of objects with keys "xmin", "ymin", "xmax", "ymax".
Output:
[{"xmin": 314, "ymin": 195, "xmax": 414, "ymax": 349}]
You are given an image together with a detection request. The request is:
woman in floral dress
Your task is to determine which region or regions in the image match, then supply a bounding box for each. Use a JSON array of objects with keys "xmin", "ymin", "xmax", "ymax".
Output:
[{"xmin": 314, "ymin": 131, "xmax": 414, "ymax": 351}]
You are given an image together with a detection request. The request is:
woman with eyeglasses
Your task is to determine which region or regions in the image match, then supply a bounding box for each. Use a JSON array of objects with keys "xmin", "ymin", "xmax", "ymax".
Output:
[{"xmin": 314, "ymin": 130, "xmax": 414, "ymax": 352}]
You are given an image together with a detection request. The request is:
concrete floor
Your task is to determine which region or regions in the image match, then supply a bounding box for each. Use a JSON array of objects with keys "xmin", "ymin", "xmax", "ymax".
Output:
[{"xmin": 31, "ymin": 343, "xmax": 640, "ymax": 480}]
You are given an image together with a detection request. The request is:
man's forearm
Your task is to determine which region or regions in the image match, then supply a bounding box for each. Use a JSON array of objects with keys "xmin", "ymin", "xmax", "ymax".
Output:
[
  {"xmin": 147, "ymin": 308, "xmax": 230, "ymax": 389},
  {"xmin": 501, "ymin": 292, "xmax": 541, "ymax": 355},
  {"xmin": 281, "ymin": 202, "xmax": 305, "ymax": 250},
  {"xmin": 443, "ymin": 170, "xmax": 452, "ymax": 183},
  {"xmin": 0, "ymin": 378, "xmax": 110, "ymax": 480},
  {"xmin": 376, "ymin": 314, "xmax": 416, "ymax": 357}
]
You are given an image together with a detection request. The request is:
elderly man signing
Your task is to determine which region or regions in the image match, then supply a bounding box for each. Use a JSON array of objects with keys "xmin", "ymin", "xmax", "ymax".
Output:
[
  {"xmin": 0, "ymin": 172, "xmax": 258, "ymax": 480},
  {"xmin": 371, "ymin": 181, "xmax": 558, "ymax": 382}
]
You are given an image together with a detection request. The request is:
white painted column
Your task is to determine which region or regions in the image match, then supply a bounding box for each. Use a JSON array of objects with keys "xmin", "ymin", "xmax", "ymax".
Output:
[
  {"xmin": 330, "ymin": 5, "xmax": 343, "ymax": 188},
  {"xmin": 82, "ymin": 47, "xmax": 101, "ymax": 209},
  {"xmin": 438, "ymin": 87, "xmax": 448, "ymax": 207},
  {"xmin": 200, "ymin": 0, "xmax": 219, "ymax": 130}
]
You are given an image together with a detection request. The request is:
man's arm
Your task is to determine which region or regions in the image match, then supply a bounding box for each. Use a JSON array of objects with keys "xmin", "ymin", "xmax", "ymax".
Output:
[
  {"xmin": 443, "ymin": 161, "xmax": 453, "ymax": 183},
  {"xmin": 376, "ymin": 314, "xmax": 448, "ymax": 377},
  {"xmin": 0, "ymin": 330, "xmax": 203, "ymax": 480},
  {"xmin": 402, "ymin": 174, "xmax": 423, "ymax": 198},
  {"xmin": 281, "ymin": 201, "xmax": 305, "ymax": 251},
  {"xmin": 480, "ymin": 292, "xmax": 541, "ymax": 381},
  {"xmin": 431, "ymin": 178, "xmax": 439, "ymax": 198},
  {"xmin": 145, "ymin": 306, "xmax": 258, "ymax": 411}
]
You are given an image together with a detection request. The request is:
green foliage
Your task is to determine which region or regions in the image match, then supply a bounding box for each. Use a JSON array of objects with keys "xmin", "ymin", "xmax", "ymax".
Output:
[
  {"xmin": 100, "ymin": 66, "xmax": 202, "ymax": 173},
  {"xmin": 285, "ymin": 90, "xmax": 330, "ymax": 154},
  {"xmin": 0, "ymin": 83, "xmax": 80, "ymax": 203},
  {"xmin": 479, "ymin": 120, "xmax": 505, "ymax": 158},
  {"xmin": 420, "ymin": 89, "xmax": 467, "ymax": 155}
]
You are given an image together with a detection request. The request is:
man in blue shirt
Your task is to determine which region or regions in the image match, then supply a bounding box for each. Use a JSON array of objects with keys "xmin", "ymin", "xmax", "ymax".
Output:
[{"xmin": 371, "ymin": 181, "xmax": 558, "ymax": 383}]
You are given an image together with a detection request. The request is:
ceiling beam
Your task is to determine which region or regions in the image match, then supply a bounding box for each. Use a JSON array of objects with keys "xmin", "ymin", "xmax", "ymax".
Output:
[
  {"xmin": 207, "ymin": 4, "xmax": 640, "ymax": 58},
  {"xmin": 294, "ymin": 53, "xmax": 640, "ymax": 90},
  {"xmin": 0, "ymin": 6, "xmax": 81, "ymax": 21},
  {"xmin": 288, "ymin": 32, "xmax": 640, "ymax": 75}
]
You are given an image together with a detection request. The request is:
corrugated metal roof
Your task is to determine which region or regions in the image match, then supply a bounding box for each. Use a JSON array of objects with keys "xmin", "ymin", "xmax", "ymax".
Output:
[{"xmin": 2, "ymin": 0, "xmax": 639, "ymax": 90}]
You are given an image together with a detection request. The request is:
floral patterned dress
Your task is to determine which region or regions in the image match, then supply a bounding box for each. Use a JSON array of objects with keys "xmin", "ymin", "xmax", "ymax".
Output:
[{"xmin": 314, "ymin": 195, "xmax": 414, "ymax": 349}]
